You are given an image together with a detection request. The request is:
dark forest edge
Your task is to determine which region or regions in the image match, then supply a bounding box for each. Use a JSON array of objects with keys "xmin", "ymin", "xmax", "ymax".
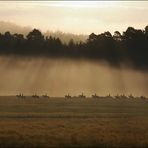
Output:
[{"xmin": 0, "ymin": 26, "xmax": 148, "ymax": 70}]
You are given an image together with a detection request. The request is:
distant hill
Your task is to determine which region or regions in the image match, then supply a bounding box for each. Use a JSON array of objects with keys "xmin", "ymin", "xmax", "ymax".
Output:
[
  {"xmin": 44, "ymin": 31, "xmax": 87, "ymax": 44},
  {"xmin": 0, "ymin": 21, "xmax": 88, "ymax": 44},
  {"xmin": 0, "ymin": 21, "xmax": 31, "ymax": 35}
]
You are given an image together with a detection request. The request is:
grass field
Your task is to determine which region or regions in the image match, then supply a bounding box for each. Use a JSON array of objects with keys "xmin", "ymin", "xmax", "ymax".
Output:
[{"xmin": 0, "ymin": 96, "xmax": 148, "ymax": 147}]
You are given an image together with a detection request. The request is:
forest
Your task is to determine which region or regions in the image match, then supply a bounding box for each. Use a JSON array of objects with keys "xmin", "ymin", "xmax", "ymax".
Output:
[{"xmin": 0, "ymin": 26, "xmax": 148, "ymax": 70}]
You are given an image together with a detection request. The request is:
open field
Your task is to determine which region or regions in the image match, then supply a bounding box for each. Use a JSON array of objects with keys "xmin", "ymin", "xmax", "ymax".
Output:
[{"xmin": 0, "ymin": 96, "xmax": 148, "ymax": 147}]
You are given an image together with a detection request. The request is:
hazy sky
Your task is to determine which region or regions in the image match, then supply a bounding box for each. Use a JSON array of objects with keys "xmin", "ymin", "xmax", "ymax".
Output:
[{"xmin": 0, "ymin": 1, "xmax": 148, "ymax": 34}]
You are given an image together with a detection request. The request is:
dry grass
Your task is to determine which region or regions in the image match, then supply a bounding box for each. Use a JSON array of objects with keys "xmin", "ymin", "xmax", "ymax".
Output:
[
  {"xmin": 0, "ymin": 97, "xmax": 148, "ymax": 147},
  {"xmin": 0, "ymin": 118, "xmax": 148, "ymax": 147}
]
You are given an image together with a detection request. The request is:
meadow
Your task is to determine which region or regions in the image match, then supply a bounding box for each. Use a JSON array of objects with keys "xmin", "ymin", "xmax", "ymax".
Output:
[{"xmin": 0, "ymin": 96, "xmax": 148, "ymax": 147}]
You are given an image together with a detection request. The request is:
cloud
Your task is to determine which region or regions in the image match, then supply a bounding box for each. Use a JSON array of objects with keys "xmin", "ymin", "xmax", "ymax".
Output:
[{"xmin": 0, "ymin": 1, "xmax": 148, "ymax": 34}]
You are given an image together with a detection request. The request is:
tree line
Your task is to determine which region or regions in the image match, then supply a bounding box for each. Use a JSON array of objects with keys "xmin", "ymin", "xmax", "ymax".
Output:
[{"xmin": 0, "ymin": 26, "xmax": 148, "ymax": 69}]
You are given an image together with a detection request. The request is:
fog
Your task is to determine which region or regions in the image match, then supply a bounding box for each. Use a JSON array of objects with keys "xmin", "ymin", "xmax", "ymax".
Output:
[
  {"xmin": 0, "ymin": 21, "xmax": 87, "ymax": 44},
  {"xmin": 0, "ymin": 56, "xmax": 147, "ymax": 97}
]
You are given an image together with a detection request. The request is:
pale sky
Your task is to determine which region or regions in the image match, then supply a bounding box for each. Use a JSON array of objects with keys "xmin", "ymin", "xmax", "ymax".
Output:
[{"xmin": 0, "ymin": 1, "xmax": 148, "ymax": 34}]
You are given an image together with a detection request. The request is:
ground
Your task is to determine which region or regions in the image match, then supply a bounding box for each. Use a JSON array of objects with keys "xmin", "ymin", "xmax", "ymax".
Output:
[{"xmin": 0, "ymin": 96, "xmax": 148, "ymax": 147}]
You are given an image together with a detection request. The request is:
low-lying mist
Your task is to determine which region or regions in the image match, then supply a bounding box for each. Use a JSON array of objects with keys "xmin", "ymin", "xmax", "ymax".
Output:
[
  {"xmin": 0, "ymin": 21, "xmax": 87, "ymax": 44},
  {"xmin": 0, "ymin": 56, "xmax": 147, "ymax": 97}
]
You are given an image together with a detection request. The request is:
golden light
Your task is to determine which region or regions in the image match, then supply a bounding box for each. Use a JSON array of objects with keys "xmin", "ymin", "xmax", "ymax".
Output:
[{"xmin": 30, "ymin": 1, "xmax": 116, "ymax": 8}]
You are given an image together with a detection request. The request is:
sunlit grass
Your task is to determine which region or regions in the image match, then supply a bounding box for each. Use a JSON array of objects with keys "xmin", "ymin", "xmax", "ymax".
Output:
[{"xmin": 0, "ymin": 97, "xmax": 147, "ymax": 147}]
